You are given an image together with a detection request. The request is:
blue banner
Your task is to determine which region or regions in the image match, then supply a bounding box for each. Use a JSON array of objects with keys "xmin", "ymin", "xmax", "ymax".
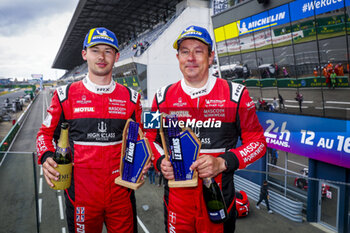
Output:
[
  {"xmin": 257, "ymin": 112, "xmax": 350, "ymax": 169},
  {"xmin": 268, "ymin": 4, "xmax": 290, "ymax": 27},
  {"xmin": 238, "ymin": 17, "xmax": 252, "ymax": 36},
  {"xmin": 238, "ymin": 3, "xmax": 290, "ymax": 35},
  {"xmin": 290, "ymin": 0, "xmax": 345, "ymax": 22}
]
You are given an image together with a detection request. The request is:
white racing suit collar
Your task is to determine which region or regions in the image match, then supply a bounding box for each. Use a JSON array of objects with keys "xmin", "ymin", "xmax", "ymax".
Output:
[
  {"xmin": 181, "ymin": 69, "xmax": 217, "ymax": 99},
  {"xmin": 83, "ymin": 74, "xmax": 116, "ymax": 94}
]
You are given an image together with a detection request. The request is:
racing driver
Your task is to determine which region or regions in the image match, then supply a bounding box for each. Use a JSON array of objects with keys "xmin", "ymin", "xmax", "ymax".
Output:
[
  {"xmin": 146, "ymin": 25, "xmax": 267, "ymax": 233},
  {"xmin": 36, "ymin": 27, "xmax": 142, "ymax": 233}
]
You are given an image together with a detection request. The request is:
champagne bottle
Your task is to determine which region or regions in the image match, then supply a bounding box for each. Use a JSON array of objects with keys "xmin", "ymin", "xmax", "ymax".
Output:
[
  {"xmin": 51, "ymin": 122, "xmax": 72, "ymax": 190},
  {"xmin": 202, "ymin": 178, "xmax": 228, "ymax": 223}
]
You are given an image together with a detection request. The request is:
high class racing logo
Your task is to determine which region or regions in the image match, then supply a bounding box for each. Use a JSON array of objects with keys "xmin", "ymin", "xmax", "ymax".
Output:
[
  {"xmin": 86, "ymin": 121, "xmax": 116, "ymax": 141},
  {"xmin": 143, "ymin": 110, "xmax": 221, "ymax": 129}
]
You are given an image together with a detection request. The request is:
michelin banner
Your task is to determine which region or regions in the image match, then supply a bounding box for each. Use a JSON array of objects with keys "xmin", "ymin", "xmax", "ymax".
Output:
[
  {"xmin": 236, "ymin": 0, "xmax": 347, "ymax": 36},
  {"xmin": 257, "ymin": 112, "xmax": 350, "ymax": 169},
  {"xmin": 238, "ymin": 4, "xmax": 290, "ymax": 36}
]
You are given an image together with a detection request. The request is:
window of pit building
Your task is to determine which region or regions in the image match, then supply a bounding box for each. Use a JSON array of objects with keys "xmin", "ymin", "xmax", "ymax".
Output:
[
  {"xmin": 267, "ymin": 149, "xmax": 309, "ymax": 203},
  {"xmin": 290, "ymin": 2, "xmax": 319, "ymax": 80},
  {"xmin": 317, "ymin": 6, "xmax": 349, "ymax": 119}
]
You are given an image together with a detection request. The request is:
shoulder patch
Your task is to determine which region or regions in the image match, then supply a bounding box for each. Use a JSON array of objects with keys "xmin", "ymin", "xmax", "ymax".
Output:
[
  {"xmin": 156, "ymin": 85, "xmax": 169, "ymax": 105},
  {"xmin": 56, "ymin": 85, "xmax": 68, "ymax": 102},
  {"xmin": 231, "ymin": 82, "xmax": 245, "ymax": 103},
  {"xmin": 127, "ymin": 87, "xmax": 139, "ymax": 104}
]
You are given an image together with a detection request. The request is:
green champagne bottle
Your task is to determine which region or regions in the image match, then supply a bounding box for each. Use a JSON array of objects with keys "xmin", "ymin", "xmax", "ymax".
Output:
[{"xmin": 203, "ymin": 177, "xmax": 228, "ymax": 223}]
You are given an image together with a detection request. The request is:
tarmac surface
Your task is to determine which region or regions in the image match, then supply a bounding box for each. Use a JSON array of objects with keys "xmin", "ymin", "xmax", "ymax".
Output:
[{"xmin": 135, "ymin": 178, "xmax": 333, "ymax": 233}]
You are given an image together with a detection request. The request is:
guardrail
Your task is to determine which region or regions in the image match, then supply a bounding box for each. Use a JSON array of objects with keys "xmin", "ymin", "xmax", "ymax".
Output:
[
  {"xmin": 234, "ymin": 76, "xmax": 349, "ymax": 88},
  {"xmin": 0, "ymin": 94, "xmax": 38, "ymax": 151},
  {"xmin": 235, "ymin": 175, "xmax": 303, "ymax": 222}
]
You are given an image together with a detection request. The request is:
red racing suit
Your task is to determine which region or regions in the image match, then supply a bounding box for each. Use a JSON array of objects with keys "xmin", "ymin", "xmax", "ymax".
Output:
[
  {"xmin": 36, "ymin": 76, "xmax": 142, "ymax": 233},
  {"xmin": 146, "ymin": 75, "xmax": 266, "ymax": 233}
]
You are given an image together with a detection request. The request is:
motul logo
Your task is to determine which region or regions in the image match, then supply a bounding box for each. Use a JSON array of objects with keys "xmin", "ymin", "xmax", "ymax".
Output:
[{"xmin": 74, "ymin": 107, "xmax": 95, "ymax": 113}]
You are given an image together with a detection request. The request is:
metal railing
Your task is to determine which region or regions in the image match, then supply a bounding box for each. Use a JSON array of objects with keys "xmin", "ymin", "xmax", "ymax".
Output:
[{"xmin": 235, "ymin": 175, "xmax": 303, "ymax": 222}]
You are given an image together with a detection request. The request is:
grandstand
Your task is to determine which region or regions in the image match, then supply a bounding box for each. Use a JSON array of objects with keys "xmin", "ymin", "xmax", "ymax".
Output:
[{"xmin": 53, "ymin": 0, "xmax": 213, "ymax": 107}]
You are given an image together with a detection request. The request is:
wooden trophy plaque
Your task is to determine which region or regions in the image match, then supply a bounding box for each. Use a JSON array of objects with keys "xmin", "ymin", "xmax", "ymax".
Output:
[
  {"xmin": 159, "ymin": 114, "xmax": 201, "ymax": 188},
  {"xmin": 115, "ymin": 119, "xmax": 152, "ymax": 190}
]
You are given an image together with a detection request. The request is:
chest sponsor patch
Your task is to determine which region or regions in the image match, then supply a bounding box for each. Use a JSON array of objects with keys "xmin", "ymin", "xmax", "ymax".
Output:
[
  {"xmin": 108, "ymin": 106, "xmax": 126, "ymax": 115},
  {"xmin": 74, "ymin": 107, "xmax": 95, "ymax": 113}
]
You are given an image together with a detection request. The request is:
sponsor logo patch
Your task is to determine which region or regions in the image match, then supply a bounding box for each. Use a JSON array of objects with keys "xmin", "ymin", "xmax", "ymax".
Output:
[{"xmin": 74, "ymin": 107, "xmax": 95, "ymax": 113}]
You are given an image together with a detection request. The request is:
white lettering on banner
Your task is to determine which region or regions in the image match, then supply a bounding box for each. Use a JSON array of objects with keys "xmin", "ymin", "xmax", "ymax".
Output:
[
  {"xmin": 248, "ymin": 12, "xmax": 286, "ymax": 29},
  {"xmin": 300, "ymin": 131, "xmax": 350, "ymax": 154},
  {"xmin": 337, "ymin": 136, "xmax": 350, "ymax": 153},
  {"xmin": 264, "ymin": 119, "xmax": 291, "ymax": 148},
  {"xmin": 302, "ymin": 0, "xmax": 343, "ymax": 13}
]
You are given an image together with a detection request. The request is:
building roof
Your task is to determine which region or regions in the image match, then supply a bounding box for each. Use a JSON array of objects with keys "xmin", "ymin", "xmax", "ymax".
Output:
[{"xmin": 52, "ymin": 0, "xmax": 180, "ymax": 70}]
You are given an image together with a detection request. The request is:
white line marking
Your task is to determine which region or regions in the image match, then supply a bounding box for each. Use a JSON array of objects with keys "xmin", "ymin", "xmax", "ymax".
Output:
[
  {"xmin": 42, "ymin": 91, "xmax": 45, "ymax": 121},
  {"xmin": 288, "ymin": 159, "xmax": 307, "ymax": 168},
  {"xmin": 39, "ymin": 178, "xmax": 43, "ymax": 194},
  {"xmin": 137, "ymin": 216, "xmax": 150, "ymax": 233},
  {"xmin": 39, "ymin": 198, "xmax": 42, "ymax": 223},
  {"xmin": 62, "ymin": 227, "xmax": 66, "ymax": 233},
  {"xmin": 284, "ymin": 104, "xmax": 308, "ymax": 109},
  {"xmin": 315, "ymin": 106, "xmax": 350, "ymax": 111},
  {"xmin": 58, "ymin": 195, "xmax": 64, "ymax": 220},
  {"xmin": 40, "ymin": 165, "xmax": 43, "ymax": 176},
  {"xmin": 326, "ymin": 101, "xmax": 350, "ymax": 105},
  {"xmin": 285, "ymin": 100, "xmax": 313, "ymax": 104}
]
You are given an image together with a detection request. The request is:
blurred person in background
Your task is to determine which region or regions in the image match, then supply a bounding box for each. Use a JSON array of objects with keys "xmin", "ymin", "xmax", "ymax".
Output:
[{"xmin": 256, "ymin": 180, "xmax": 273, "ymax": 214}]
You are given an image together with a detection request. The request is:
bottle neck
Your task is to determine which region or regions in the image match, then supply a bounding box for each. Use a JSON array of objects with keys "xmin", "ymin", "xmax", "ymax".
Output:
[
  {"xmin": 57, "ymin": 128, "xmax": 69, "ymax": 148},
  {"xmin": 203, "ymin": 177, "xmax": 213, "ymax": 188}
]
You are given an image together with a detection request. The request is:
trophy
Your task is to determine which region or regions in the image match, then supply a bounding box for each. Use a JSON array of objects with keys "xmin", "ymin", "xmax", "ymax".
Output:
[
  {"xmin": 115, "ymin": 119, "xmax": 152, "ymax": 190},
  {"xmin": 160, "ymin": 114, "xmax": 201, "ymax": 188}
]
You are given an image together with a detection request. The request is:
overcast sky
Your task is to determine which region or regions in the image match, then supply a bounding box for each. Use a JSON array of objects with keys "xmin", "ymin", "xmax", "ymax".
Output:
[{"xmin": 0, "ymin": 0, "xmax": 79, "ymax": 81}]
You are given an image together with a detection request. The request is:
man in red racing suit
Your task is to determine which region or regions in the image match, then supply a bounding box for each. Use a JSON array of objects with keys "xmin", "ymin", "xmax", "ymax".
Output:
[
  {"xmin": 146, "ymin": 25, "xmax": 267, "ymax": 233},
  {"xmin": 36, "ymin": 27, "xmax": 142, "ymax": 233}
]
